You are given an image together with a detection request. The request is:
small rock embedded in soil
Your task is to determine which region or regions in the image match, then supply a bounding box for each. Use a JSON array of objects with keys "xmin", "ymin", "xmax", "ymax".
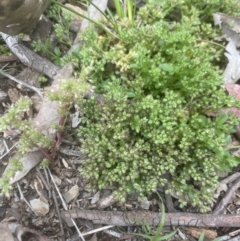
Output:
[
  {"xmin": 30, "ymin": 198, "xmax": 49, "ymax": 216},
  {"xmin": 0, "ymin": 91, "xmax": 7, "ymax": 101},
  {"xmin": 91, "ymin": 190, "xmax": 100, "ymax": 204},
  {"xmin": 139, "ymin": 199, "xmax": 151, "ymax": 210},
  {"xmin": 63, "ymin": 185, "xmax": 80, "ymax": 203}
]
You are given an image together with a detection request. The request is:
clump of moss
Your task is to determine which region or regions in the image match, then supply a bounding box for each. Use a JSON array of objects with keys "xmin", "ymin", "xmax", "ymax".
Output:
[{"xmin": 63, "ymin": 0, "xmax": 240, "ymax": 211}]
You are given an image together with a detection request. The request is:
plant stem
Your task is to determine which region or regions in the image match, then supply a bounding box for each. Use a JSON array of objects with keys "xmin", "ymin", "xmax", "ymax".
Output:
[
  {"xmin": 196, "ymin": 39, "xmax": 225, "ymax": 49},
  {"xmin": 226, "ymin": 145, "xmax": 240, "ymax": 150}
]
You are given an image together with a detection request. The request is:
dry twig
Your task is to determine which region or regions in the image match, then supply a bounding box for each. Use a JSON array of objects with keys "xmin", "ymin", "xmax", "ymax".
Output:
[
  {"xmin": 61, "ymin": 209, "xmax": 240, "ymax": 228},
  {"xmin": 47, "ymin": 167, "xmax": 86, "ymax": 241},
  {"xmin": 213, "ymin": 176, "xmax": 240, "ymax": 214},
  {"xmin": 0, "ymin": 32, "xmax": 60, "ymax": 78},
  {"xmin": 52, "ymin": 189, "xmax": 65, "ymax": 241},
  {"xmin": 0, "ymin": 67, "xmax": 43, "ymax": 100}
]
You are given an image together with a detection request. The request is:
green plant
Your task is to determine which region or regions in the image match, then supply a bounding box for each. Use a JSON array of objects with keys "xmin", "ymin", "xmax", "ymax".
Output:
[
  {"xmin": 0, "ymin": 98, "xmax": 54, "ymax": 193},
  {"xmin": 198, "ymin": 231, "xmax": 220, "ymax": 241},
  {"xmin": 0, "ymin": 74, "xmax": 89, "ymax": 194},
  {"xmin": 132, "ymin": 194, "xmax": 177, "ymax": 241},
  {"xmin": 50, "ymin": 5, "xmax": 74, "ymax": 46},
  {"xmin": 50, "ymin": 0, "xmax": 137, "ymax": 38},
  {"xmin": 31, "ymin": 4, "xmax": 74, "ymax": 65},
  {"xmin": 38, "ymin": 76, "xmax": 48, "ymax": 83},
  {"xmin": 40, "ymin": 158, "xmax": 50, "ymax": 168},
  {"xmin": 0, "ymin": 158, "xmax": 23, "ymax": 193},
  {"xmin": 0, "ymin": 0, "xmax": 239, "ymax": 210},
  {"xmin": 0, "ymin": 44, "xmax": 11, "ymax": 56},
  {"xmin": 31, "ymin": 38, "xmax": 63, "ymax": 65},
  {"xmin": 65, "ymin": 0, "xmax": 240, "ymax": 211},
  {"xmin": 0, "ymin": 98, "xmax": 53, "ymax": 155}
]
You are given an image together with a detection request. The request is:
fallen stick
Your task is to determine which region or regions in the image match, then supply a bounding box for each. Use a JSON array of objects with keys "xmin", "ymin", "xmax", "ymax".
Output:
[
  {"xmin": 0, "ymin": 32, "xmax": 60, "ymax": 78},
  {"xmin": 61, "ymin": 209, "xmax": 240, "ymax": 228}
]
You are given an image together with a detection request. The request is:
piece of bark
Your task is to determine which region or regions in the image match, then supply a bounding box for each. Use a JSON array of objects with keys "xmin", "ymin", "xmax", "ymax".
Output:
[{"xmin": 61, "ymin": 209, "xmax": 240, "ymax": 228}]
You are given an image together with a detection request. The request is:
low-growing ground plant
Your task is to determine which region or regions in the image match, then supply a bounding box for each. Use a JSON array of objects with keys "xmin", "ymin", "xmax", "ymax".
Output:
[
  {"xmin": 31, "ymin": 4, "xmax": 75, "ymax": 65},
  {"xmin": 61, "ymin": 0, "xmax": 240, "ymax": 211},
  {"xmin": 1, "ymin": 0, "xmax": 240, "ymax": 213},
  {"xmin": 132, "ymin": 193, "xmax": 178, "ymax": 240}
]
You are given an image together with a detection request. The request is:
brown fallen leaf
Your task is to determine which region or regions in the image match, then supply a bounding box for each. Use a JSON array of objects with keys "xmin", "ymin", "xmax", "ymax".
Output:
[
  {"xmin": 187, "ymin": 227, "xmax": 217, "ymax": 240},
  {"xmin": 119, "ymin": 234, "xmax": 135, "ymax": 240}
]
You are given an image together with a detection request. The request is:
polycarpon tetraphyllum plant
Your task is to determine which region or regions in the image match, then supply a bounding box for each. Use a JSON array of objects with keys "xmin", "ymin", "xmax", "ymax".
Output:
[
  {"xmin": 0, "ymin": 0, "xmax": 240, "ymax": 211},
  {"xmin": 65, "ymin": 0, "xmax": 240, "ymax": 212}
]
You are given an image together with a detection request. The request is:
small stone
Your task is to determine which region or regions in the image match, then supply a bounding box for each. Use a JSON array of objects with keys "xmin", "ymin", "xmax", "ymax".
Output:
[
  {"xmin": 71, "ymin": 111, "xmax": 81, "ymax": 128},
  {"xmin": 139, "ymin": 199, "xmax": 151, "ymax": 210},
  {"xmin": 91, "ymin": 191, "xmax": 100, "ymax": 204},
  {"xmin": 97, "ymin": 192, "xmax": 117, "ymax": 209},
  {"xmin": 52, "ymin": 174, "xmax": 62, "ymax": 186},
  {"xmin": 30, "ymin": 198, "xmax": 49, "ymax": 216},
  {"xmin": 63, "ymin": 185, "xmax": 79, "ymax": 203},
  {"xmin": 0, "ymin": 91, "xmax": 7, "ymax": 101}
]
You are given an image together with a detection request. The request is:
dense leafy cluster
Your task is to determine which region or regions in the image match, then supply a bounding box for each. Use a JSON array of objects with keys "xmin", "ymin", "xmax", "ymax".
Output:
[
  {"xmin": 71, "ymin": 0, "xmax": 240, "ymax": 211},
  {"xmin": 0, "ymin": 0, "xmax": 239, "ymax": 209}
]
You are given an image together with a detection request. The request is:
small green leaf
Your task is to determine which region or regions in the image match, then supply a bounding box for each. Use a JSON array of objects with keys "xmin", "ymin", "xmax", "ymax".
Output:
[
  {"xmin": 45, "ymin": 38, "xmax": 51, "ymax": 49},
  {"xmin": 159, "ymin": 63, "xmax": 174, "ymax": 73},
  {"xmin": 54, "ymin": 47, "xmax": 61, "ymax": 56},
  {"xmin": 126, "ymin": 92, "xmax": 135, "ymax": 98},
  {"xmin": 188, "ymin": 189, "xmax": 195, "ymax": 200},
  {"xmin": 130, "ymin": 115, "xmax": 141, "ymax": 133},
  {"xmin": 224, "ymin": 135, "xmax": 232, "ymax": 145},
  {"xmin": 216, "ymin": 114, "xmax": 228, "ymax": 126},
  {"xmin": 152, "ymin": 193, "xmax": 165, "ymax": 241}
]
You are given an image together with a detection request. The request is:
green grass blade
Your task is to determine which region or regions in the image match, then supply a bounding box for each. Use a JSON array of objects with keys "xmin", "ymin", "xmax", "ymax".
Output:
[
  {"xmin": 105, "ymin": 8, "xmax": 120, "ymax": 34},
  {"xmin": 157, "ymin": 229, "xmax": 178, "ymax": 241},
  {"xmin": 127, "ymin": 0, "xmax": 133, "ymax": 21},
  {"xmin": 198, "ymin": 231, "xmax": 205, "ymax": 241},
  {"xmin": 50, "ymin": 0, "xmax": 118, "ymax": 38},
  {"xmin": 131, "ymin": 233, "xmax": 152, "ymax": 240},
  {"xmin": 143, "ymin": 219, "xmax": 151, "ymax": 235},
  {"xmin": 212, "ymin": 238, "xmax": 221, "ymax": 241},
  {"xmin": 114, "ymin": 0, "xmax": 123, "ymax": 18},
  {"xmin": 151, "ymin": 195, "xmax": 165, "ymax": 241}
]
